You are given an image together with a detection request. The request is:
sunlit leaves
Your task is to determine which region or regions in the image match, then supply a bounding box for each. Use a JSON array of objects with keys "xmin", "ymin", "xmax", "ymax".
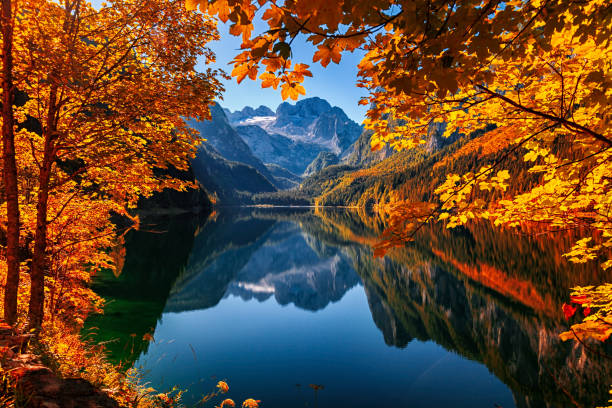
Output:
[
  {"xmin": 0, "ymin": 0, "xmax": 223, "ymax": 328},
  {"xmin": 313, "ymin": 44, "xmax": 342, "ymax": 67},
  {"xmin": 232, "ymin": 63, "xmax": 258, "ymax": 83},
  {"xmin": 280, "ymin": 81, "xmax": 305, "ymax": 100}
]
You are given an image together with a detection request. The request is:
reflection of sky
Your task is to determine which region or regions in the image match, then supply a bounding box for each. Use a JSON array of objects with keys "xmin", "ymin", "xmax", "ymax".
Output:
[{"xmin": 136, "ymin": 287, "xmax": 514, "ymax": 408}]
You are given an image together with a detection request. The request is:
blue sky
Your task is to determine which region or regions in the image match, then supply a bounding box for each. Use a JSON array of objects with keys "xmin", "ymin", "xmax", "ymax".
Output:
[
  {"xmin": 199, "ymin": 21, "xmax": 369, "ymax": 123},
  {"xmin": 88, "ymin": 0, "xmax": 368, "ymax": 123}
]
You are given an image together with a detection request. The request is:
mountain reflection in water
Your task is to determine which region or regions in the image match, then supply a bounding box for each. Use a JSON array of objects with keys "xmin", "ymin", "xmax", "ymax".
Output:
[{"xmin": 86, "ymin": 208, "xmax": 611, "ymax": 408}]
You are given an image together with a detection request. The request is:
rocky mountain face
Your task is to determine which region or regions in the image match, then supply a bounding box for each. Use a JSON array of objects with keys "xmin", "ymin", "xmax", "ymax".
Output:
[
  {"xmin": 191, "ymin": 144, "xmax": 276, "ymax": 203},
  {"xmin": 234, "ymin": 124, "xmax": 322, "ymax": 175},
  {"xmin": 224, "ymin": 105, "xmax": 275, "ymax": 123},
  {"xmin": 183, "ymin": 98, "xmax": 468, "ymax": 205},
  {"xmin": 186, "ymin": 103, "xmax": 293, "ymax": 200},
  {"xmin": 343, "ymin": 129, "xmax": 395, "ymax": 167},
  {"xmin": 187, "ymin": 103, "xmax": 275, "ymax": 182},
  {"xmin": 304, "ymin": 151, "xmax": 339, "ymax": 176},
  {"xmin": 228, "ymin": 97, "xmax": 362, "ymax": 175},
  {"xmin": 264, "ymin": 163, "xmax": 301, "ymax": 189}
]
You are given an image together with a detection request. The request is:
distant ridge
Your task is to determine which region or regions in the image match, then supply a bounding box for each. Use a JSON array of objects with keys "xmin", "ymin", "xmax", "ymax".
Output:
[{"xmin": 226, "ymin": 97, "xmax": 362, "ymax": 175}]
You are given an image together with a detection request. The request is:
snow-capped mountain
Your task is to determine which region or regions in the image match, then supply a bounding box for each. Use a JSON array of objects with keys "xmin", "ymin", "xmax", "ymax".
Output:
[
  {"xmin": 234, "ymin": 124, "xmax": 322, "ymax": 175},
  {"xmin": 227, "ymin": 97, "xmax": 362, "ymax": 174}
]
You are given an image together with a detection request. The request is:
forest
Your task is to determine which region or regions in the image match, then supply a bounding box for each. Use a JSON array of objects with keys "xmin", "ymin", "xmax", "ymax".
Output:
[{"xmin": 0, "ymin": 0, "xmax": 610, "ymax": 407}]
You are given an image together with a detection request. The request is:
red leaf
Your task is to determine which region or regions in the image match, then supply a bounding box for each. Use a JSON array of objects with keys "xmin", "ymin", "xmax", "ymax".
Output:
[
  {"xmin": 562, "ymin": 303, "xmax": 577, "ymax": 320},
  {"xmin": 583, "ymin": 306, "xmax": 591, "ymax": 317}
]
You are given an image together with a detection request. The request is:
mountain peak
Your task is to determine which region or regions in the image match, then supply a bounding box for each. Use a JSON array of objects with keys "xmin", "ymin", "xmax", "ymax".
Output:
[
  {"xmin": 228, "ymin": 97, "xmax": 363, "ymax": 174},
  {"xmin": 276, "ymin": 97, "xmax": 332, "ymax": 119},
  {"xmin": 226, "ymin": 105, "xmax": 275, "ymax": 123}
]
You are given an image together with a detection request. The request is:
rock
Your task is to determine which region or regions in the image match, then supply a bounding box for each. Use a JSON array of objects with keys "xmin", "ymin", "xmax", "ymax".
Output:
[
  {"xmin": 16, "ymin": 369, "xmax": 120, "ymax": 408},
  {"xmin": 0, "ymin": 320, "xmax": 120, "ymax": 408},
  {"xmin": 303, "ymin": 151, "xmax": 339, "ymax": 176},
  {"xmin": 228, "ymin": 97, "xmax": 363, "ymax": 169}
]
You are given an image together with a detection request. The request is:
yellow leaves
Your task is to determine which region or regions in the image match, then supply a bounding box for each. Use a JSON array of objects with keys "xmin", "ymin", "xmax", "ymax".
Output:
[
  {"xmin": 259, "ymin": 72, "xmax": 280, "ymax": 89},
  {"xmin": 185, "ymin": 0, "xmax": 198, "ymax": 11},
  {"xmin": 438, "ymin": 212, "xmax": 450, "ymax": 221},
  {"xmin": 229, "ymin": 21, "xmax": 254, "ymax": 42},
  {"xmin": 280, "ymin": 81, "xmax": 305, "ymax": 100},
  {"xmin": 523, "ymin": 147, "xmax": 550, "ymax": 162},
  {"xmin": 560, "ymin": 318, "xmax": 612, "ymax": 342},
  {"xmin": 313, "ymin": 44, "xmax": 342, "ymax": 67},
  {"xmin": 232, "ymin": 63, "xmax": 258, "ymax": 84},
  {"xmin": 563, "ymin": 237, "xmax": 602, "ymax": 264}
]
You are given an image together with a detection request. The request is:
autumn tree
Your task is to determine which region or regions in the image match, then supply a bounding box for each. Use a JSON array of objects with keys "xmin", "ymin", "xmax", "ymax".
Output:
[
  {"xmin": 1, "ymin": 0, "xmax": 223, "ymax": 328},
  {"xmin": 185, "ymin": 0, "xmax": 610, "ymax": 337},
  {"xmin": 1, "ymin": 0, "xmax": 20, "ymax": 325}
]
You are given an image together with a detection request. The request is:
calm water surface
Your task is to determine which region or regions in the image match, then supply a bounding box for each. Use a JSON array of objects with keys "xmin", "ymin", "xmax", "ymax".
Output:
[{"xmin": 87, "ymin": 209, "xmax": 611, "ymax": 407}]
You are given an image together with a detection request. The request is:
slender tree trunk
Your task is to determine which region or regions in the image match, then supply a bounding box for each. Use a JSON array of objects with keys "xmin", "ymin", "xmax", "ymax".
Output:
[
  {"xmin": 28, "ymin": 86, "xmax": 58, "ymax": 330},
  {"xmin": 1, "ymin": 0, "xmax": 20, "ymax": 325},
  {"xmin": 27, "ymin": 160, "xmax": 51, "ymax": 329}
]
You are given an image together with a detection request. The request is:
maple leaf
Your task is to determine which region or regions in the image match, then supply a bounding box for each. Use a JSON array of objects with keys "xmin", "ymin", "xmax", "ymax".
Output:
[
  {"xmin": 232, "ymin": 63, "xmax": 258, "ymax": 84},
  {"xmin": 259, "ymin": 72, "xmax": 280, "ymax": 89},
  {"xmin": 280, "ymin": 82, "xmax": 305, "ymax": 100},
  {"xmin": 313, "ymin": 44, "xmax": 342, "ymax": 67}
]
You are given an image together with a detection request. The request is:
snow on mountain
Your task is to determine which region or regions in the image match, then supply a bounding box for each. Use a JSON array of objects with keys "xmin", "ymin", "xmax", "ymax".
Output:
[{"xmin": 227, "ymin": 97, "xmax": 362, "ymax": 156}]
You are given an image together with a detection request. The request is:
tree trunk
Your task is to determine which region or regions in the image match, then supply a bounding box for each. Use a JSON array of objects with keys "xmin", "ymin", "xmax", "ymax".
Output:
[
  {"xmin": 27, "ymin": 161, "xmax": 51, "ymax": 329},
  {"xmin": 1, "ymin": 0, "xmax": 20, "ymax": 325},
  {"xmin": 28, "ymin": 85, "xmax": 58, "ymax": 330}
]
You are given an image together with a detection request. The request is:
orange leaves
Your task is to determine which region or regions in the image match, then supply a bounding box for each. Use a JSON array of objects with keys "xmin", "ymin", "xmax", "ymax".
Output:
[
  {"xmin": 259, "ymin": 72, "xmax": 280, "ymax": 89},
  {"xmin": 218, "ymin": 399, "xmax": 235, "ymax": 408},
  {"xmin": 185, "ymin": 0, "xmax": 199, "ymax": 11},
  {"xmin": 280, "ymin": 81, "xmax": 305, "ymax": 100},
  {"xmin": 261, "ymin": 56, "xmax": 287, "ymax": 72},
  {"xmin": 208, "ymin": 0, "xmax": 230, "ymax": 23},
  {"xmin": 262, "ymin": 6, "xmax": 283, "ymax": 27},
  {"xmin": 199, "ymin": 380, "xmax": 259, "ymax": 408},
  {"xmin": 313, "ymin": 44, "xmax": 342, "ymax": 67},
  {"xmin": 217, "ymin": 381, "xmax": 230, "ymax": 393},
  {"xmin": 257, "ymin": 60, "xmax": 310, "ymax": 98},
  {"xmin": 292, "ymin": 63, "xmax": 312, "ymax": 79},
  {"xmin": 232, "ymin": 63, "xmax": 258, "ymax": 84},
  {"xmin": 9, "ymin": 0, "xmax": 222, "ymax": 331},
  {"xmin": 242, "ymin": 399, "xmax": 261, "ymax": 408},
  {"xmin": 229, "ymin": 21, "xmax": 254, "ymax": 42}
]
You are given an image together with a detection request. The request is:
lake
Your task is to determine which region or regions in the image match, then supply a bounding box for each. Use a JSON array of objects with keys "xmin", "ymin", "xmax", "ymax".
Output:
[{"xmin": 86, "ymin": 208, "xmax": 612, "ymax": 407}]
